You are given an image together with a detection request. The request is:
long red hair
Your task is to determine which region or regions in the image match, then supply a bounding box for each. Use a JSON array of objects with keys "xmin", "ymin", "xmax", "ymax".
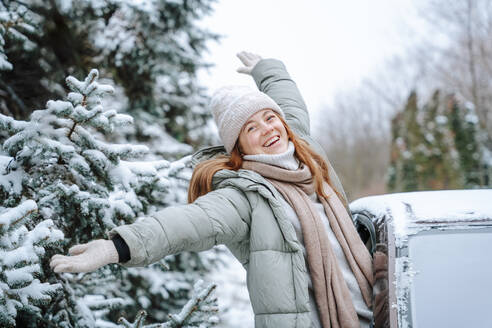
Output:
[{"xmin": 188, "ymin": 115, "xmax": 345, "ymax": 205}]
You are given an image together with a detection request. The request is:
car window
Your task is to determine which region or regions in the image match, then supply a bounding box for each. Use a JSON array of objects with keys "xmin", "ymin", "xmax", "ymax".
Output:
[{"xmin": 407, "ymin": 227, "xmax": 492, "ymax": 328}]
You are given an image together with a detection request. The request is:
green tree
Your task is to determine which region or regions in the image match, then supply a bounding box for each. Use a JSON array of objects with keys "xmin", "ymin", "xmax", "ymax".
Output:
[
  {"xmin": 388, "ymin": 90, "xmax": 490, "ymax": 192},
  {"xmin": 0, "ymin": 0, "xmax": 218, "ymax": 153},
  {"xmin": 1, "ymin": 70, "xmax": 218, "ymax": 327}
]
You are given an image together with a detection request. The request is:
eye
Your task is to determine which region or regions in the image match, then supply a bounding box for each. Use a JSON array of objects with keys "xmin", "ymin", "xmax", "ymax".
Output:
[
  {"xmin": 247, "ymin": 126, "xmax": 255, "ymax": 132},
  {"xmin": 267, "ymin": 115, "xmax": 275, "ymax": 121}
]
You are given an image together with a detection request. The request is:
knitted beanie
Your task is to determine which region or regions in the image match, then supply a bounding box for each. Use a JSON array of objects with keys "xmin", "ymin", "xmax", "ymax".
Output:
[{"xmin": 210, "ymin": 85, "xmax": 284, "ymax": 153}]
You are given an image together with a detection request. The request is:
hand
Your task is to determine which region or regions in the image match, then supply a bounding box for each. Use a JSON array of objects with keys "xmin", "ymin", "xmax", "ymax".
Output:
[
  {"xmin": 236, "ymin": 51, "xmax": 262, "ymax": 75},
  {"xmin": 50, "ymin": 239, "xmax": 119, "ymax": 273}
]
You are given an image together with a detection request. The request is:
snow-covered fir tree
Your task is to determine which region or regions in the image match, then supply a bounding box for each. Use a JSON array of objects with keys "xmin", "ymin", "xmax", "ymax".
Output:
[
  {"xmin": 90, "ymin": 0, "xmax": 219, "ymax": 155},
  {"xmin": 448, "ymin": 97, "xmax": 491, "ymax": 187},
  {"xmin": 388, "ymin": 91, "xmax": 421, "ymax": 192},
  {"xmin": 0, "ymin": 1, "xmax": 247, "ymax": 326},
  {"xmin": 0, "ymin": 200, "xmax": 64, "ymax": 327},
  {"xmin": 0, "ymin": 70, "xmax": 220, "ymax": 327},
  {"xmin": 388, "ymin": 90, "xmax": 490, "ymax": 191},
  {"xmin": 0, "ymin": 0, "xmax": 219, "ymax": 154}
]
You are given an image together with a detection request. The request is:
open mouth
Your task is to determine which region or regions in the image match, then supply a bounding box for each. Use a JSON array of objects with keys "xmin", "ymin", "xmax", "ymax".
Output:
[{"xmin": 263, "ymin": 136, "xmax": 280, "ymax": 147}]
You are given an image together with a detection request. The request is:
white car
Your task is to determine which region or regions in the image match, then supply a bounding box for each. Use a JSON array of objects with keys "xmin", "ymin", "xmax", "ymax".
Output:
[{"xmin": 350, "ymin": 189, "xmax": 492, "ymax": 328}]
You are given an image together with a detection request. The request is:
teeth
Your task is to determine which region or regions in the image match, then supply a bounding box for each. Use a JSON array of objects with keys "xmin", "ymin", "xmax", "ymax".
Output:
[{"xmin": 264, "ymin": 136, "xmax": 279, "ymax": 147}]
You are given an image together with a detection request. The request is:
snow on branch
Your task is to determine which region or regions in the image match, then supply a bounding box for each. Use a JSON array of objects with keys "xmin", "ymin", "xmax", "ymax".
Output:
[
  {"xmin": 0, "ymin": 1, "xmax": 37, "ymax": 71},
  {"xmin": 0, "ymin": 114, "xmax": 29, "ymax": 133},
  {"xmin": 0, "ymin": 201, "xmax": 63, "ymax": 327},
  {"xmin": 118, "ymin": 280, "xmax": 218, "ymax": 328},
  {"xmin": 0, "ymin": 199, "xmax": 36, "ymax": 231}
]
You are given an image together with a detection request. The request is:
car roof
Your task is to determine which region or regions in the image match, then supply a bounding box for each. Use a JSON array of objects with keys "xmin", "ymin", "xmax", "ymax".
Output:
[{"xmin": 350, "ymin": 189, "xmax": 492, "ymax": 245}]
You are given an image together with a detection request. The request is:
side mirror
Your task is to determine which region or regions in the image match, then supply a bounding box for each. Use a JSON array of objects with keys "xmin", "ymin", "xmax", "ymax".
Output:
[{"xmin": 352, "ymin": 211, "xmax": 376, "ymax": 255}]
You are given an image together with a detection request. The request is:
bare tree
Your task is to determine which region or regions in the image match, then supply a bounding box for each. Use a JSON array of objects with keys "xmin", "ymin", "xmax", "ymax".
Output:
[
  {"xmin": 314, "ymin": 0, "xmax": 492, "ymax": 200},
  {"xmin": 411, "ymin": 0, "xmax": 492, "ymax": 138},
  {"xmin": 314, "ymin": 86, "xmax": 392, "ymax": 201}
]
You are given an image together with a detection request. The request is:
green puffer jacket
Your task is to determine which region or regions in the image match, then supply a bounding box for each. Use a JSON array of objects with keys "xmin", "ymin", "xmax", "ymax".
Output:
[{"xmin": 108, "ymin": 59, "xmax": 351, "ymax": 328}]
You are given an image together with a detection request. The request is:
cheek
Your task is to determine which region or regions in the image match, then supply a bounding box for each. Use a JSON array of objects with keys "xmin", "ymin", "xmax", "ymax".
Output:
[
  {"xmin": 277, "ymin": 123, "xmax": 288, "ymax": 137},
  {"xmin": 248, "ymin": 133, "xmax": 262, "ymax": 148},
  {"xmin": 239, "ymin": 132, "xmax": 262, "ymax": 153}
]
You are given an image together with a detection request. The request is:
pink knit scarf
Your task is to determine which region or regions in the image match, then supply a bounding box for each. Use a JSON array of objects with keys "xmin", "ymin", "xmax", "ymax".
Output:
[{"xmin": 242, "ymin": 161, "xmax": 373, "ymax": 328}]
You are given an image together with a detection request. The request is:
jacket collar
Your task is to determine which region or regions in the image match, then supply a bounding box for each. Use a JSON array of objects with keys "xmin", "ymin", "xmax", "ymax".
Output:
[
  {"xmin": 190, "ymin": 145, "xmax": 227, "ymax": 167},
  {"xmin": 190, "ymin": 145, "xmax": 284, "ymax": 202}
]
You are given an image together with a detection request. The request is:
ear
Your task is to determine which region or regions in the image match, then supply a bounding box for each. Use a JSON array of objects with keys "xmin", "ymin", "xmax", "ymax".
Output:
[{"xmin": 235, "ymin": 141, "xmax": 244, "ymax": 156}]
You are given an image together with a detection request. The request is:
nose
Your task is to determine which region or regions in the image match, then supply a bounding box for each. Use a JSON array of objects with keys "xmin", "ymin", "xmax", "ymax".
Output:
[{"xmin": 259, "ymin": 121, "xmax": 274, "ymax": 135}]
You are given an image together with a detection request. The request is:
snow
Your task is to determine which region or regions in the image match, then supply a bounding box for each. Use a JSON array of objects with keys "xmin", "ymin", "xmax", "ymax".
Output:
[
  {"xmin": 8, "ymin": 28, "xmax": 28, "ymax": 43},
  {"xmin": 465, "ymin": 113, "xmax": 479, "ymax": 124},
  {"xmin": 167, "ymin": 155, "xmax": 191, "ymax": 175},
  {"xmin": 69, "ymin": 155, "xmax": 91, "ymax": 175},
  {"xmin": 0, "ymin": 156, "xmax": 24, "ymax": 197},
  {"xmin": 435, "ymin": 115, "xmax": 448, "ymax": 124},
  {"xmin": 4, "ymin": 264, "xmax": 39, "ymax": 285},
  {"xmin": 0, "ymin": 11, "xmax": 10, "ymax": 21},
  {"xmin": 0, "ymin": 113, "xmax": 29, "ymax": 132},
  {"xmin": 393, "ymin": 257, "xmax": 418, "ymax": 328},
  {"xmin": 97, "ymin": 140, "xmax": 149, "ymax": 160},
  {"xmin": 81, "ymin": 294, "xmax": 126, "ymax": 310},
  {"xmin": 47, "ymin": 99, "xmax": 74, "ymax": 116},
  {"xmin": 106, "ymin": 111, "xmax": 133, "ymax": 127},
  {"xmin": 2, "ymin": 239, "xmax": 37, "ymax": 267},
  {"xmin": 109, "ymin": 195, "xmax": 137, "ymax": 219},
  {"xmin": 160, "ymin": 279, "xmax": 218, "ymax": 327},
  {"xmin": 0, "ymin": 199, "xmax": 37, "ymax": 228},
  {"xmin": 0, "ymin": 55, "xmax": 12, "ymax": 71},
  {"xmin": 423, "ymin": 133, "xmax": 434, "ymax": 143},
  {"xmin": 73, "ymin": 104, "xmax": 103, "ymax": 121},
  {"xmin": 58, "ymin": 0, "xmax": 73, "ymax": 14},
  {"xmin": 28, "ymin": 219, "xmax": 64, "ymax": 246},
  {"xmin": 482, "ymin": 146, "xmax": 492, "ymax": 166},
  {"xmin": 40, "ymin": 137, "xmax": 75, "ymax": 155},
  {"xmin": 109, "ymin": 163, "xmax": 137, "ymax": 190},
  {"xmin": 138, "ymin": 124, "xmax": 194, "ymax": 156}
]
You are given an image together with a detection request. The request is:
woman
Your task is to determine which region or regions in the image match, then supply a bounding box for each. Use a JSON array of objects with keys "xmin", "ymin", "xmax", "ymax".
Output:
[{"xmin": 50, "ymin": 51, "xmax": 373, "ymax": 328}]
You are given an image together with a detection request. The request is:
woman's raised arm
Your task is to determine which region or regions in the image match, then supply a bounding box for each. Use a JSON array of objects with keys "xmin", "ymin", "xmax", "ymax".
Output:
[
  {"xmin": 237, "ymin": 51, "xmax": 310, "ymax": 137},
  {"xmin": 50, "ymin": 187, "xmax": 251, "ymax": 272}
]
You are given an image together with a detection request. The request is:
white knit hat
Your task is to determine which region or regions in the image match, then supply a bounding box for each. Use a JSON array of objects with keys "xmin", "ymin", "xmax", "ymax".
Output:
[{"xmin": 210, "ymin": 85, "xmax": 284, "ymax": 153}]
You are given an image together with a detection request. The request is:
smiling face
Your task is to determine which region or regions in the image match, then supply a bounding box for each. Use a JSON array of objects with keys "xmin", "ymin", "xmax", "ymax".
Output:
[{"xmin": 238, "ymin": 109, "xmax": 289, "ymax": 155}]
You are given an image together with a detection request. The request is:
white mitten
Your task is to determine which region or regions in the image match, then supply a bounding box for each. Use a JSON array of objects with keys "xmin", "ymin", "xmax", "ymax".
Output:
[
  {"xmin": 236, "ymin": 51, "xmax": 262, "ymax": 75},
  {"xmin": 50, "ymin": 239, "xmax": 119, "ymax": 273}
]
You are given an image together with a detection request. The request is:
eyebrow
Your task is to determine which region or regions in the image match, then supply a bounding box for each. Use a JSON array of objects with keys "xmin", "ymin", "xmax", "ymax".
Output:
[{"xmin": 243, "ymin": 110, "xmax": 274, "ymax": 128}]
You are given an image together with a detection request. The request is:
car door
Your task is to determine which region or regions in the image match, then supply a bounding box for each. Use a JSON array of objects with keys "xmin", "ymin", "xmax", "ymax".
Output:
[{"xmin": 351, "ymin": 190, "xmax": 492, "ymax": 328}]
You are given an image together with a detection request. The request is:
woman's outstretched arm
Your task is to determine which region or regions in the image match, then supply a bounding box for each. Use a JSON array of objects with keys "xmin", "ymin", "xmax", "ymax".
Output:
[
  {"xmin": 237, "ymin": 51, "xmax": 310, "ymax": 137},
  {"xmin": 50, "ymin": 187, "xmax": 251, "ymax": 272}
]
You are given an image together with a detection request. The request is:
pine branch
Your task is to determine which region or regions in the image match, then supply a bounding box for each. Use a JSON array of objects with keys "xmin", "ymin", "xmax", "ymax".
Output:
[
  {"xmin": 67, "ymin": 119, "xmax": 77, "ymax": 141},
  {"xmin": 0, "ymin": 199, "xmax": 37, "ymax": 231},
  {"xmin": 0, "ymin": 17, "xmax": 22, "ymax": 30},
  {"xmin": 118, "ymin": 310, "xmax": 148, "ymax": 328},
  {"xmin": 162, "ymin": 282, "xmax": 217, "ymax": 328},
  {"xmin": 117, "ymin": 281, "xmax": 218, "ymax": 328}
]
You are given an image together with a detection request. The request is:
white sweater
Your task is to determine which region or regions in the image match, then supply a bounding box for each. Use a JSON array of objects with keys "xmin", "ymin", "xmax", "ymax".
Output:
[{"xmin": 244, "ymin": 142, "xmax": 372, "ymax": 328}]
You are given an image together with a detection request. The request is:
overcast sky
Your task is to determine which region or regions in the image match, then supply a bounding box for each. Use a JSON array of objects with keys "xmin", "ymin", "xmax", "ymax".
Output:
[{"xmin": 197, "ymin": 0, "xmax": 423, "ymax": 119}]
